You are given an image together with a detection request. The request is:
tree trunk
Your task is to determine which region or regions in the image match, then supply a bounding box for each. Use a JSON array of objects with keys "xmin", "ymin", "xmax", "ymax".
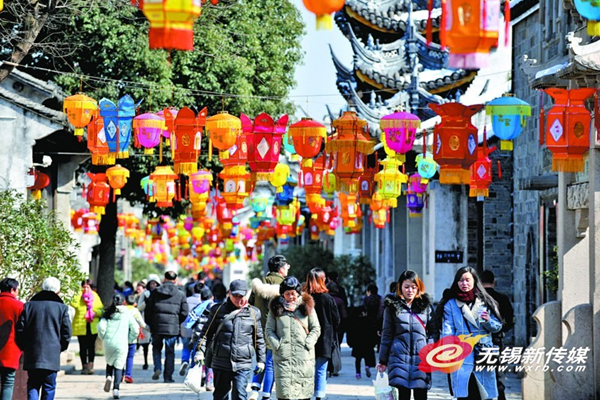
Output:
[
  {"xmin": 0, "ymin": 8, "xmax": 49, "ymax": 83},
  {"xmin": 97, "ymin": 201, "xmax": 118, "ymax": 307}
]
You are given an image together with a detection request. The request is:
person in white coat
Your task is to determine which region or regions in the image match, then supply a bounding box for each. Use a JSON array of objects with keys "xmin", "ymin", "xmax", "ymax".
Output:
[{"xmin": 98, "ymin": 293, "xmax": 139, "ymax": 399}]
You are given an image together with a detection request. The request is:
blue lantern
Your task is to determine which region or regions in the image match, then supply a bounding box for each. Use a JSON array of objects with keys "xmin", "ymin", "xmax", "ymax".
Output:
[
  {"xmin": 99, "ymin": 95, "xmax": 140, "ymax": 158},
  {"xmin": 407, "ymin": 193, "xmax": 425, "ymax": 217},
  {"xmin": 282, "ymin": 131, "xmax": 298, "ymax": 161},
  {"xmin": 275, "ymin": 184, "xmax": 294, "ymax": 206},
  {"xmin": 573, "ymin": 0, "xmax": 600, "ymax": 36},
  {"xmin": 486, "ymin": 94, "xmax": 531, "ymax": 151}
]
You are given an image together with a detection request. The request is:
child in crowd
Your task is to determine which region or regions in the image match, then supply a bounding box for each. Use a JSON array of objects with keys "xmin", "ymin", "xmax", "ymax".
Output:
[{"xmin": 124, "ymin": 295, "xmax": 147, "ymax": 383}]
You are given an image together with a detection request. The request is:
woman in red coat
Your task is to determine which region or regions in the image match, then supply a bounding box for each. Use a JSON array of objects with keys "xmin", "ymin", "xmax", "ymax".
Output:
[{"xmin": 0, "ymin": 277, "xmax": 24, "ymax": 400}]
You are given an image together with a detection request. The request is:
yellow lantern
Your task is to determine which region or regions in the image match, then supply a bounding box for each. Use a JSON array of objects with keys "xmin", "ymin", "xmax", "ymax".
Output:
[
  {"xmin": 374, "ymin": 157, "xmax": 407, "ymax": 208},
  {"xmin": 106, "ymin": 165, "xmax": 130, "ymax": 197},
  {"xmin": 63, "ymin": 94, "xmax": 98, "ymax": 138},
  {"xmin": 150, "ymin": 166, "xmax": 179, "ymax": 208},
  {"xmin": 206, "ymin": 112, "xmax": 241, "ymax": 160},
  {"xmin": 139, "ymin": 0, "xmax": 202, "ymax": 51},
  {"xmin": 268, "ymin": 163, "xmax": 290, "ymax": 193},
  {"xmin": 219, "ymin": 166, "xmax": 251, "ymax": 210}
]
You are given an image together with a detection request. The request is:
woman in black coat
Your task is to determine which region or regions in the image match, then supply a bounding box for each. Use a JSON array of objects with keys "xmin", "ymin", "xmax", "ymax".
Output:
[
  {"xmin": 303, "ymin": 268, "xmax": 340, "ymax": 400},
  {"xmin": 377, "ymin": 270, "xmax": 436, "ymax": 400}
]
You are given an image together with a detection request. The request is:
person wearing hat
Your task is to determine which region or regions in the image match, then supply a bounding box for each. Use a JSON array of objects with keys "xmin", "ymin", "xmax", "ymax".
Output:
[
  {"xmin": 144, "ymin": 271, "xmax": 188, "ymax": 383},
  {"xmin": 194, "ymin": 279, "xmax": 266, "ymax": 400},
  {"xmin": 266, "ymin": 277, "xmax": 321, "ymax": 400},
  {"xmin": 249, "ymin": 255, "xmax": 290, "ymax": 400},
  {"xmin": 97, "ymin": 293, "xmax": 139, "ymax": 399}
]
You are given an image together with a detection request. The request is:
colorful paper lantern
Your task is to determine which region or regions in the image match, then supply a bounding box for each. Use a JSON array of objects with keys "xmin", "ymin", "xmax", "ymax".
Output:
[
  {"xmin": 63, "ymin": 94, "xmax": 98, "ymax": 138},
  {"xmin": 136, "ymin": 0, "xmax": 202, "ymax": 51},
  {"xmin": 268, "ymin": 163, "xmax": 290, "ymax": 193},
  {"xmin": 86, "ymin": 173, "xmax": 111, "ymax": 216},
  {"xmin": 82, "ymin": 212, "xmax": 101, "ymax": 234},
  {"xmin": 242, "ymin": 113, "xmax": 288, "ymax": 181},
  {"xmin": 338, "ymin": 192, "xmax": 360, "ymax": 229},
  {"xmin": 408, "ymin": 173, "xmax": 428, "ymax": 195},
  {"xmin": 301, "ymin": 154, "xmax": 326, "ymax": 211},
  {"xmin": 282, "ymin": 132, "xmax": 298, "ymax": 162},
  {"xmin": 429, "ymin": 103, "xmax": 483, "ymax": 185},
  {"xmin": 288, "ymin": 118, "xmax": 327, "ymax": 167},
  {"xmin": 542, "ymin": 88, "xmax": 595, "ymax": 172},
  {"xmin": 469, "ymin": 136, "xmax": 494, "ymax": 200},
  {"xmin": 326, "ymin": 111, "xmax": 374, "ymax": 193},
  {"xmin": 99, "ymin": 95, "xmax": 138, "ymax": 159},
  {"xmin": 149, "ymin": 166, "xmax": 179, "ymax": 207},
  {"xmin": 140, "ymin": 175, "xmax": 156, "ymax": 201},
  {"xmin": 27, "ymin": 170, "xmax": 50, "ymax": 200},
  {"xmin": 275, "ymin": 182, "xmax": 295, "ymax": 207},
  {"xmin": 134, "ymin": 112, "xmax": 165, "ymax": 155},
  {"xmin": 87, "ymin": 113, "xmax": 116, "ymax": 166},
  {"xmin": 416, "ymin": 152, "xmax": 438, "ymax": 183},
  {"xmin": 380, "ymin": 111, "xmax": 420, "ymax": 163},
  {"xmin": 219, "ymin": 166, "xmax": 251, "ymax": 210},
  {"xmin": 170, "ymin": 107, "xmax": 207, "ymax": 175},
  {"xmin": 374, "ymin": 157, "xmax": 407, "ymax": 208},
  {"xmin": 220, "ymin": 122, "xmax": 248, "ymax": 167},
  {"xmin": 106, "ymin": 165, "xmax": 130, "ymax": 200},
  {"xmin": 573, "ymin": 0, "xmax": 600, "ymax": 36},
  {"xmin": 406, "ymin": 193, "xmax": 425, "ymax": 217},
  {"xmin": 443, "ymin": 0, "xmax": 501, "ymax": 69},
  {"xmin": 486, "ymin": 94, "xmax": 532, "ymax": 151},
  {"xmin": 370, "ymin": 192, "xmax": 389, "ymax": 229},
  {"xmin": 302, "ymin": 0, "xmax": 345, "ymax": 30},
  {"xmin": 206, "ymin": 112, "xmax": 241, "ymax": 160}
]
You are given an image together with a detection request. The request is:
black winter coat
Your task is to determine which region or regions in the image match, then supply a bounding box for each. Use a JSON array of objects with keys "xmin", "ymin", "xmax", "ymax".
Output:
[
  {"xmin": 197, "ymin": 299, "xmax": 266, "ymax": 372},
  {"xmin": 378, "ymin": 295, "xmax": 435, "ymax": 390},
  {"xmin": 145, "ymin": 281, "xmax": 188, "ymax": 336},
  {"xmin": 311, "ymin": 293, "xmax": 340, "ymax": 359},
  {"xmin": 16, "ymin": 291, "xmax": 71, "ymax": 371}
]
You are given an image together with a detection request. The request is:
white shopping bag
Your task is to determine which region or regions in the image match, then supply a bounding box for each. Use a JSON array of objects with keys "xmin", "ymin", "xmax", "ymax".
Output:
[
  {"xmin": 372, "ymin": 371, "xmax": 397, "ymax": 400},
  {"xmin": 184, "ymin": 365, "xmax": 204, "ymax": 394}
]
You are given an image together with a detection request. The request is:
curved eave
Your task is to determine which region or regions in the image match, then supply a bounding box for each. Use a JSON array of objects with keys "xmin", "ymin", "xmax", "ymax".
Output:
[
  {"xmin": 421, "ymin": 71, "xmax": 477, "ymax": 94},
  {"xmin": 344, "ymin": 5, "xmax": 441, "ymax": 34},
  {"xmin": 330, "ymin": 45, "xmax": 354, "ymax": 82},
  {"xmin": 415, "ymin": 32, "xmax": 448, "ymax": 70}
]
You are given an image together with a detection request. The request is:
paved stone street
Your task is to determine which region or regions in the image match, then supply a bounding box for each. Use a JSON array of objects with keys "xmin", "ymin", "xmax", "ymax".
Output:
[{"xmin": 55, "ymin": 339, "xmax": 523, "ymax": 400}]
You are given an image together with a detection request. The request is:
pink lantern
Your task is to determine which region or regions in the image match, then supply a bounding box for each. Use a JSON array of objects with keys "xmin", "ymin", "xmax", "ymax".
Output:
[
  {"xmin": 190, "ymin": 170, "xmax": 212, "ymax": 194},
  {"xmin": 380, "ymin": 111, "xmax": 420, "ymax": 163},
  {"xmin": 408, "ymin": 173, "xmax": 428, "ymax": 194},
  {"xmin": 133, "ymin": 113, "xmax": 164, "ymax": 154}
]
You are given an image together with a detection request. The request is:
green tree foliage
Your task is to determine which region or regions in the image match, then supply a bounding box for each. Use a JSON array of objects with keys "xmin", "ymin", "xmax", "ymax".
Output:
[
  {"xmin": 282, "ymin": 243, "xmax": 335, "ymax": 283},
  {"xmin": 0, "ymin": 191, "xmax": 85, "ymax": 303}
]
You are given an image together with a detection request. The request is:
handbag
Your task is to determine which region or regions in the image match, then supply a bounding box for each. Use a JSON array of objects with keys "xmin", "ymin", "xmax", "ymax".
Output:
[{"xmin": 330, "ymin": 336, "xmax": 342, "ymax": 375}]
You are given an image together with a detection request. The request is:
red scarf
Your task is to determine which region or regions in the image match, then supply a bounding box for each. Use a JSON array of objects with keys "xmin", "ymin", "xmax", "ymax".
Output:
[{"xmin": 456, "ymin": 289, "xmax": 476, "ymax": 304}]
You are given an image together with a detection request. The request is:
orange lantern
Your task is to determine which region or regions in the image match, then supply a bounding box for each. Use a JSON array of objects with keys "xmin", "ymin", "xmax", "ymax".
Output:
[
  {"xmin": 215, "ymin": 197, "xmax": 234, "ymax": 237},
  {"xmin": 338, "ymin": 192, "xmax": 360, "ymax": 229},
  {"xmin": 219, "ymin": 166, "xmax": 252, "ymax": 210},
  {"xmin": 169, "ymin": 107, "xmax": 207, "ymax": 175},
  {"xmin": 288, "ymin": 118, "xmax": 327, "ymax": 167},
  {"xmin": 542, "ymin": 88, "xmax": 596, "ymax": 172},
  {"xmin": 370, "ymin": 193, "xmax": 389, "ymax": 229},
  {"xmin": 301, "ymin": 154, "xmax": 327, "ymax": 212},
  {"xmin": 220, "ymin": 122, "xmax": 248, "ymax": 167},
  {"xmin": 86, "ymin": 173, "xmax": 110, "ymax": 216},
  {"xmin": 206, "ymin": 112, "xmax": 241, "ymax": 160},
  {"xmin": 189, "ymin": 170, "xmax": 212, "ymax": 220},
  {"xmin": 27, "ymin": 170, "xmax": 50, "ymax": 200},
  {"xmin": 136, "ymin": 0, "xmax": 202, "ymax": 51},
  {"xmin": 302, "ymin": 0, "xmax": 345, "ymax": 30},
  {"xmin": 358, "ymin": 156, "xmax": 379, "ymax": 204},
  {"xmin": 63, "ymin": 94, "xmax": 98, "ymax": 138},
  {"xmin": 429, "ymin": 103, "xmax": 483, "ymax": 185},
  {"xmin": 326, "ymin": 111, "xmax": 374, "ymax": 193},
  {"xmin": 442, "ymin": 0, "xmax": 501, "ymax": 69},
  {"xmin": 106, "ymin": 165, "xmax": 130, "ymax": 201},
  {"xmin": 309, "ymin": 216, "xmax": 320, "ymax": 240},
  {"xmin": 469, "ymin": 128, "xmax": 496, "ymax": 200},
  {"xmin": 149, "ymin": 166, "xmax": 179, "ymax": 208},
  {"xmin": 87, "ymin": 113, "xmax": 116, "ymax": 165},
  {"xmin": 242, "ymin": 113, "xmax": 288, "ymax": 182}
]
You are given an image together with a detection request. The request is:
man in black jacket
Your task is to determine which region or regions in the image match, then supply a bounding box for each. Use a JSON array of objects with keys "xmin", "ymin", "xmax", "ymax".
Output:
[
  {"xmin": 195, "ymin": 279, "xmax": 266, "ymax": 400},
  {"xmin": 481, "ymin": 270, "xmax": 515, "ymax": 400},
  {"xmin": 16, "ymin": 277, "xmax": 71, "ymax": 400},
  {"xmin": 145, "ymin": 271, "xmax": 188, "ymax": 383}
]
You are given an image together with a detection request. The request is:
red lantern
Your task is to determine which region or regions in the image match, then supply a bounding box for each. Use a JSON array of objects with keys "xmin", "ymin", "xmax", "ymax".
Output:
[
  {"xmin": 170, "ymin": 107, "xmax": 207, "ymax": 175},
  {"xmin": 86, "ymin": 173, "xmax": 111, "ymax": 216},
  {"xmin": 469, "ymin": 128, "xmax": 495, "ymax": 200},
  {"xmin": 309, "ymin": 216, "xmax": 320, "ymax": 240},
  {"xmin": 220, "ymin": 123, "xmax": 248, "ymax": 167},
  {"xmin": 27, "ymin": 170, "xmax": 50, "ymax": 200},
  {"xmin": 288, "ymin": 118, "xmax": 327, "ymax": 167},
  {"xmin": 429, "ymin": 103, "xmax": 483, "ymax": 185},
  {"xmin": 326, "ymin": 111, "xmax": 374, "ymax": 193},
  {"xmin": 358, "ymin": 157, "xmax": 379, "ymax": 204},
  {"xmin": 242, "ymin": 113, "xmax": 288, "ymax": 181},
  {"xmin": 542, "ymin": 88, "xmax": 595, "ymax": 172},
  {"xmin": 87, "ymin": 113, "xmax": 116, "ymax": 165}
]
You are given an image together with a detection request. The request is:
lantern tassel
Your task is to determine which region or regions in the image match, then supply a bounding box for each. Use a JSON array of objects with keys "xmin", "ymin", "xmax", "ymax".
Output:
[
  {"xmin": 440, "ymin": 0, "xmax": 447, "ymax": 50},
  {"xmin": 552, "ymin": 157, "xmax": 586, "ymax": 173},
  {"xmin": 439, "ymin": 169, "xmax": 470, "ymax": 185},
  {"xmin": 316, "ymin": 14, "xmax": 333, "ymax": 30},
  {"xmin": 208, "ymin": 138, "xmax": 213, "ymax": 160},
  {"xmin": 539, "ymin": 92, "xmax": 545, "ymax": 146},
  {"xmin": 504, "ymin": 0, "xmax": 511, "ymax": 47},
  {"xmin": 500, "ymin": 140, "xmax": 513, "ymax": 151},
  {"xmin": 497, "ymin": 161, "xmax": 502, "ymax": 179},
  {"xmin": 426, "ymin": 0, "xmax": 433, "ymax": 45},
  {"xmin": 469, "ymin": 188, "xmax": 489, "ymax": 198}
]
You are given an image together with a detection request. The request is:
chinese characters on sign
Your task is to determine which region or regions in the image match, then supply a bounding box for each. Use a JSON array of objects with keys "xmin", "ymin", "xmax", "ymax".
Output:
[{"xmin": 434, "ymin": 250, "xmax": 464, "ymax": 263}]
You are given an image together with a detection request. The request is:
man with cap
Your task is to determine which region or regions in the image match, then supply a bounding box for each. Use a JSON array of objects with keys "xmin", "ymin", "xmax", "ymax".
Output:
[
  {"xmin": 195, "ymin": 279, "xmax": 266, "ymax": 400},
  {"xmin": 145, "ymin": 271, "xmax": 188, "ymax": 383},
  {"xmin": 248, "ymin": 255, "xmax": 290, "ymax": 400}
]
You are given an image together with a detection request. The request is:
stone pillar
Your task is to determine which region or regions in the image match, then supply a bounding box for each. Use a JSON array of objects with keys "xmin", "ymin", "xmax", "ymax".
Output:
[{"xmin": 54, "ymin": 157, "xmax": 87, "ymax": 228}]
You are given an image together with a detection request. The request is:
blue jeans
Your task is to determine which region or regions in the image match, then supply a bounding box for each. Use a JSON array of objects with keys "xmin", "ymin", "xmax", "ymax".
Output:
[
  {"xmin": 314, "ymin": 357, "xmax": 329, "ymax": 398},
  {"xmin": 27, "ymin": 369, "xmax": 57, "ymax": 400},
  {"xmin": 181, "ymin": 336, "xmax": 192, "ymax": 364},
  {"xmin": 152, "ymin": 334, "xmax": 177, "ymax": 380},
  {"xmin": 0, "ymin": 367, "xmax": 16, "ymax": 400},
  {"xmin": 213, "ymin": 368, "xmax": 251, "ymax": 400},
  {"xmin": 251, "ymin": 349, "xmax": 274, "ymax": 398},
  {"xmin": 125, "ymin": 343, "xmax": 136, "ymax": 378}
]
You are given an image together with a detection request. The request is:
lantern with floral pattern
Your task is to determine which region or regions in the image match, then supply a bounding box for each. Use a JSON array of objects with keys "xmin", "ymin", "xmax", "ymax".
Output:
[
  {"xmin": 288, "ymin": 118, "xmax": 327, "ymax": 167},
  {"xmin": 134, "ymin": 112, "xmax": 165, "ymax": 155},
  {"xmin": 169, "ymin": 107, "xmax": 207, "ymax": 175},
  {"xmin": 87, "ymin": 113, "xmax": 116, "ymax": 165},
  {"xmin": 380, "ymin": 110, "xmax": 420, "ymax": 163},
  {"xmin": 63, "ymin": 94, "xmax": 98, "ymax": 138},
  {"xmin": 106, "ymin": 165, "xmax": 130, "ymax": 201}
]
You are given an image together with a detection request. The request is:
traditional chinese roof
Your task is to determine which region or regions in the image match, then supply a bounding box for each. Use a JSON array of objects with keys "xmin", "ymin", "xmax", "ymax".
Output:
[{"xmin": 0, "ymin": 85, "xmax": 66, "ymax": 123}]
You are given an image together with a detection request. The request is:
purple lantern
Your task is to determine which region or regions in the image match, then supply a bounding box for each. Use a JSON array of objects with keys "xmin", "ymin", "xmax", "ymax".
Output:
[
  {"xmin": 133, "ymin": 113, "xmax": 164, "ymax": 154},
  {"xmin": 190, "ymin": 170, "xmax": 212, "ymax": 194},
  {"xmin": 408, "ymin": 173, "xmax": 428, "ymax": 195},
  {"xmin": 380, "ymin": 111, "xmax": 420, "ymax": 163},
  {"xmin": 407, "ymin": 193, "xmax": 425, "ymax": 217}
]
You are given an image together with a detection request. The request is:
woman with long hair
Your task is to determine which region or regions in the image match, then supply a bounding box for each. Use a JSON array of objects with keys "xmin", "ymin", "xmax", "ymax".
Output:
[
  {"xmin": 70, "ymin": 279, "xmax": 104, "ymax": 374},
  {"xmin": 438, "ymin": 266, "xmax": 503, "ymax": 400},
  {"xmin": 303, "ymin": 269, "xmax": 340, "ymax": 400},
  {"xmin": 97, "ymin": 293, "xmax": 139, "ymax": 399},
  {"xmin": 266, "ymin": 277, "xmax": 321, "ymax": 400},
  {"xmin": 377, "ymin": 270, "xmax": 436, "ymax": 400}
]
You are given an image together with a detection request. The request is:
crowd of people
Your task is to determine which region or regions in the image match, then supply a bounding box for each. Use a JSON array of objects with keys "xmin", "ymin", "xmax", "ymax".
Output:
[{"xmin": 0, "ymin": 258, "xmax": 514, "ymax": 400}]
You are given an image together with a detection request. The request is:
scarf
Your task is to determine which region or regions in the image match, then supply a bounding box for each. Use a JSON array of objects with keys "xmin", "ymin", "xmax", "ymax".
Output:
[
  {"xmin": 82, "ymin": 292, "xmax": 95, "ymax": 323},
  {"xmin": 283, "ymin": 297, "xmax": 301, "ymax": 312},
  {"xmin": 456, "ymin": 289, "xmax": 476, "ymax": 304}
]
